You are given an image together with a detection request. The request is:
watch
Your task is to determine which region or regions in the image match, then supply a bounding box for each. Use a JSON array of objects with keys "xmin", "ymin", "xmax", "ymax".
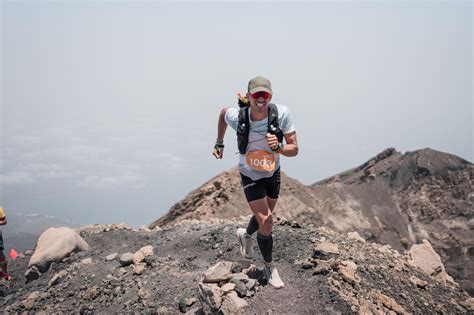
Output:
[{"xmin": 272, "ymin": 142, "xmax": 284, "ymax": 152}]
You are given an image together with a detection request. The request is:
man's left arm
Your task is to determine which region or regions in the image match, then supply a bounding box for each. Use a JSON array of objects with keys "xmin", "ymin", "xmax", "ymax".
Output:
[
  {"xmin": 0, "ymin": 217, "xmax": 7, "ymax": 225},
  {"xmin": 278, "ymin": 131, "xmax": 298, "ymax": 157}
]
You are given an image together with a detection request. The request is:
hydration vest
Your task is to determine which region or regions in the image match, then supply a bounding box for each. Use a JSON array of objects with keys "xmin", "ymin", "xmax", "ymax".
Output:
[{"xmin": 237, "ymin": 103, "xmax": 284, "ymax": 154}]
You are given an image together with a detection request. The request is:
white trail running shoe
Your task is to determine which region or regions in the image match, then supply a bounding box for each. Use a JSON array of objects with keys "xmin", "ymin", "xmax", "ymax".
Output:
[
  {"xmin": 236, "ymin": 228, "xmax": 253, "ymax": 259},
  {"xmin": 264, "ymin": 263, "xmax": 285, "ymax": 289}
]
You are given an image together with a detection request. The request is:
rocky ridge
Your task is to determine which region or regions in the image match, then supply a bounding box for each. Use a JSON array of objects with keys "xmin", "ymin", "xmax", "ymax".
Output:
[
  {"xmin": 149, "ymin": 147, "xmax": 473, "ymax": 294},
  {"xmin": 1, "ymin": 219, "xmax": 473, "ymax": 313}
]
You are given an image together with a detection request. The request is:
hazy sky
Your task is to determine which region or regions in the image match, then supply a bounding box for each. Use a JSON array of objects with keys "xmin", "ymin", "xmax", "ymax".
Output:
[{"xmin": 1, "ymin": 1, "xmax": 472, "ymax": 227}]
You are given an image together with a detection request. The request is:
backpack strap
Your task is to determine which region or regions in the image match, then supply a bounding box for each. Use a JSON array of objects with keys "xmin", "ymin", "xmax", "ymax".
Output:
[
  {"xmin": 237, "ymin": 107, "xmax": 250, "ymax": 154},
  {"xmin": 267, "ymin": 103, "xmax": 284, "ymax": 143}
]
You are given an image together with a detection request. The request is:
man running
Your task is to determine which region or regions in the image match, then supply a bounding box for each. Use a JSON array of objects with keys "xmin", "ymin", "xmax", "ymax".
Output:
[
  {"xmin": 212, "ymin": 76, "xmax": 298, "ymax": 289},
  {"xmin": 0, "ymin": 206, "xmax": 11, "ymax": 281}
]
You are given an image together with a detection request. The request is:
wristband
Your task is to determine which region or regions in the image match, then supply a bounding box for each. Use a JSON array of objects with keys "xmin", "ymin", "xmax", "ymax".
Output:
[{"xmin": 271, "ymin": 142, "xmax": 283, "ymax": 152}]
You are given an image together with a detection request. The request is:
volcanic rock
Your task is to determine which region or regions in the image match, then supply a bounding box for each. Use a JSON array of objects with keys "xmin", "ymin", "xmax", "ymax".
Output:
[
  {"xmin": 133, "ymin": 245, "xmax": 154, "ymax": 264},
  {"xmin": 178, "ymin": 297, "xmax": 197, "ymax": 313},
  {"xmin": 203, "ymin": 261, "xmax": 233, "ymax": 283},
  {"xmin": 26, "ymin": 227, "xmax": 89, "ymax": 279},
  {"xmin": 2, "ymin": 216, "xmax": 472, "ymax": 313},
  {"xmin": 229, "ymin": 272, "xmax": 249, "ymax": 283},
  {"xmin": 105, "ymin": 253, "xmax": 118, "ymax": 261},
  {"xmin": 230, "ymin": 279, "xmax": 247, "ymax": 298},
  {"xmin": 220, "ymin": 291, "xmax": 249, "ymax": 315},
  {"xmin": 119, "ymin": 252, "xmax": 134, "ymax": 266},
  {"xmin": 408, "ymin": 239, "xmax": 450, "ymax": 284},
  {"xmin": 313, "ymin": 242, "xmax": 340, "ymax": 260},
  {"xmin": 220, "ymin": 283, "xmax": 236, "ymax": 293},
  {"xmin": 48, "ymin": 269, "xmax": 68, "ymax": 287},
  {"xmin": 198, "ymin": 282, "xmax": 222, "ymax": 314}
]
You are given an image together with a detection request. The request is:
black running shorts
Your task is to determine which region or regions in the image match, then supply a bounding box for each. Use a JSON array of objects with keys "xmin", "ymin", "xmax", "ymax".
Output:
[{"xmin": 240, "ymin": 168, "xmax": 281, "ymax": 202}]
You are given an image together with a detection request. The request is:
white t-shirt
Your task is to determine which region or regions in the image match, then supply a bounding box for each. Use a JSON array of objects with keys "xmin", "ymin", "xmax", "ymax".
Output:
[{"xmin": 225, "ymin": 104, "xmax": 296, "ymax": 181}]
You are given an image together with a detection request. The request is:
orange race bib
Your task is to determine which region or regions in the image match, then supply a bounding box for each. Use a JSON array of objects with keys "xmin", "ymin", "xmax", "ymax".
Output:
[{"xmin": 246, "ymin": 150, "xmax": 276, "ymax": 172}]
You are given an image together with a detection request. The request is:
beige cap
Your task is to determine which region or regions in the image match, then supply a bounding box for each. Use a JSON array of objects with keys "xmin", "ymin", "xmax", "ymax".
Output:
[
  {"xmin": 0, "ymin": 207, "xmax": 4, "ymax": 218},
  {"xmin": 248, "ymin": 76, "xmax": 272, "ymax": 95}
]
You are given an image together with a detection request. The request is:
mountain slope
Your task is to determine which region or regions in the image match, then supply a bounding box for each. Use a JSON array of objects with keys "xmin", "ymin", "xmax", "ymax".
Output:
[
  {"xmin": 309, "ymin": 148, "xmax": 473, "ymax": 294},
  {"xmin": 149, "ymin": 147, "xmax": 473, "ymax": 295},
  {"xmin": 149, "ymin": 166, "xmax": 320, "ymax": 229}
]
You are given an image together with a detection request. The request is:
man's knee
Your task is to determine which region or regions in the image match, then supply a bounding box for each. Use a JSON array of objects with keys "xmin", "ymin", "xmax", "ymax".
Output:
[{"xmin": 257, "ymin": 212, "xmax": 273, "ymax": 235}]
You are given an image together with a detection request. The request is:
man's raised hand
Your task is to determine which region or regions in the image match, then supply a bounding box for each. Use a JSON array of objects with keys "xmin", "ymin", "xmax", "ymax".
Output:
[{"xmin": 212, "ymin": 142, "xmax": 225, "ymax": 159}]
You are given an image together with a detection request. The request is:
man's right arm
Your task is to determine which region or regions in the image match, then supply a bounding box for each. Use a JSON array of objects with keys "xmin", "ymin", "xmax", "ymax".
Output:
[
  {"xmin": 213, "ymin": 107, "xmax": 229, "ymax": 159},
  {"xmin": 216, "ymin": 107, "xmax": 229, "ymax": 143}
]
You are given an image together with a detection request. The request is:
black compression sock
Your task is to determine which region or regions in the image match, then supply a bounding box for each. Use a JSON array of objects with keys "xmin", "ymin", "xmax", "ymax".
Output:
[
  {"xmin": 257, "ymin": 232, "xmax": 273, "ymax": 263},
  {"xmin": 246, "ymin": 215, "xmax": 259, "ymax": 235}
]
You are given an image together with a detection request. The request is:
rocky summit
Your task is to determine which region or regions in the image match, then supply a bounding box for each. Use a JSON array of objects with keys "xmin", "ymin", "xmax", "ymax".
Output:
[
  {"xmin": 149, "ymin": 147, "xmax": 473, "ymax": 295},
  {"xmin": 1, "ymin": 219, "xmax": 473, "ymax": 314},
  {"xmin": 1, "ymin": 147, "xmax": 472, "ymax": 313}
]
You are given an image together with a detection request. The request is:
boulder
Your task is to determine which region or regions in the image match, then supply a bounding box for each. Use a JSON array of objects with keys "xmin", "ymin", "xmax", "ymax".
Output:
[
  {"xmin": 203, "ymin": 261, "xmax": 233, "ymax": 283},
  {"xmin": 105, "ymin": 253, "xmax": 118, "ymax": 261},
  {"xmin": 313, "ymin": 242, "xmax": 340, "ymax": 260},
  {"xmin": 119, "ymin": 253, "xmax": 134, "ymax": 266},
  {"xmin": 133, "ymin": 245, "xmax": 154, "ymax": 265},
  {"xmin": 230, "ymin": 279, "xmax": 247, "ymax": 298},
  {"xmin": 198, "ymin": 282, "xmax": 222, "ymax": 314},
  {"xmin": 220, "ymin": 283, "xmax": 236, "ymax": 294},
  {"xmin": 245, "ymin": 279, "xmax": 257, "ymax": 291},
  {"xmin": 408, "ymin": 239, "xmax": 449, "ymax": 284},
  {"xmin": 229, "ymin": 273, "xmax": 249, "ymax": 283},
  {"xmin": 220, "ymin": 291, "xmax": 248, "ymax": 315},
  {"xmin": 26, "ymin": 227, "xmax": 89, "ymax": 278}
]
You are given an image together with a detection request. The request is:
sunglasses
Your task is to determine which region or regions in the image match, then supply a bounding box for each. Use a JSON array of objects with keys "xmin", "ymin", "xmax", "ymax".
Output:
[{"xmin": 250, "ymin": 91, "xmax": 271, "ymax": 100}]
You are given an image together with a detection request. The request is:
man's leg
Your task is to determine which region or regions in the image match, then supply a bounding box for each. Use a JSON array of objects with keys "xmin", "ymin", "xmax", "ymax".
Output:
[
  {"xmin": 246, "ymin": 195, "xmax": 277, "ymax": 236},
  {"xmin": 267, "ymin": 197, "xmax": 278, "ymax": 212},
  {"xmin": 237, "ymin": 173, "xmax": 266, "ymax": 259},
  {"xmin": 246, "ymin": 215, "xmax": 259, "ymax": 235},
  {"xmin": 248, "ymin": 197, "xmax": 273, "ymax": 261},
  {"xmin": 248, "ymin": 197, "xmax": 284, "ymax": 288}
]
